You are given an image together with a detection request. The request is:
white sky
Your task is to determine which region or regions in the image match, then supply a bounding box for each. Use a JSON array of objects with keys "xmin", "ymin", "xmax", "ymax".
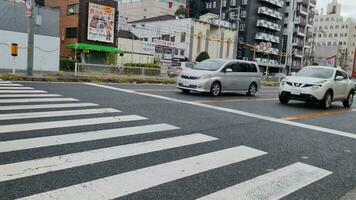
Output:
[{"xmin": 316, "ymin": 0, "xmax": 356, "ymax": 19}]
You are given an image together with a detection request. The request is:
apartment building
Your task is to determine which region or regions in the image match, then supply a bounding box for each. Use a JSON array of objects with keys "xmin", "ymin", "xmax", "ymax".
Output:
[
  {"xmin": 282, "ymin": 0, "xmax": 316, "ymax": 71},
  {"xmin": 199, "ymin": 0, "xmax": 286, "ymax": 73},
  {"xmin": 118, "ymin": 0, "xmax": 186, "ymax": 22},
  {"xmin": 313, "ymin": 0, "xmax": 356, "ymax": 74}
]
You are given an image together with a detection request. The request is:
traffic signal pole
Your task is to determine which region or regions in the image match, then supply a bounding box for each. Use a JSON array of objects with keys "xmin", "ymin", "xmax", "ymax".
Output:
[{"xmin": 27, "ymin": 4, "xmax": 35, "ymax": 76}]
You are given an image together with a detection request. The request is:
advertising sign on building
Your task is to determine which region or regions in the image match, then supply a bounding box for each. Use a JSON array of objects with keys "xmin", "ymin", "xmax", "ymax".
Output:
[
  {"xmin": 87, "ymin": 3, "xmax": 115, "ymax": 43},
  {"xmin": 141, "ymin": 42, "xmax": 155, "ymax": 55}
]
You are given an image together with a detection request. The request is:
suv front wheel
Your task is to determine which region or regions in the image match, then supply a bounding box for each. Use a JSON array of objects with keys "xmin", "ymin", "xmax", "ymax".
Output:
[
  {"xmin": 320, "ymin": 91, "xmax": 333, "ymax": 109},
  {"xmin": 343, "ymin": 91, "xmax": 354, "ymax": 108}
]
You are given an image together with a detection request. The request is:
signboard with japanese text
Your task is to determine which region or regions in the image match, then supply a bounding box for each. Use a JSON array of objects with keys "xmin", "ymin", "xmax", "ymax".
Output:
[{"xmin": 87, "ymin": 3, "xmax": 115, "ymax": 43}]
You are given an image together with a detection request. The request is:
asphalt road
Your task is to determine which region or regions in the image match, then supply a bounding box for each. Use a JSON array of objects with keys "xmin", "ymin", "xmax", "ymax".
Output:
[{"xmin": 0, "ymin": 81, "xmax": 355, "ymax": 200}]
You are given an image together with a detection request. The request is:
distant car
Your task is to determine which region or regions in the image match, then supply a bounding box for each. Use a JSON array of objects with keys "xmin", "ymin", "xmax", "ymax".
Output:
[
  {"xmin": 167, "ymin": 62, "xmax": 195, "ymax": 78},
  {"xmin": 279, "ymin": 66, "xmax": 355, "ymax": 109},
  {"xmin": 177, "ymin": 59, "xmax": 261, "ymax": 96}
]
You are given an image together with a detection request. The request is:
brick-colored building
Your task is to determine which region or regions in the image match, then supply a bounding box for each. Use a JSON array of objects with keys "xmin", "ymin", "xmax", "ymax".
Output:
[{"xmin": 46, "ymin": 0, "xmax": 121, "ymax": 64}]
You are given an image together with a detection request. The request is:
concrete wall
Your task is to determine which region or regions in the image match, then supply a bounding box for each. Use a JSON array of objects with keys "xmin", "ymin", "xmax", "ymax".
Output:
[{"xmin": 117, "ymin": 37, "xmax": 155, "ymax": 64}]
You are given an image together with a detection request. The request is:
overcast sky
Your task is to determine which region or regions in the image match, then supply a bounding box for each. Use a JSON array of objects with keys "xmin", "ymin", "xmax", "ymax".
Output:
[{"xmin": 317, "ymin": 0, "xmax": 356, "ymax": 19}]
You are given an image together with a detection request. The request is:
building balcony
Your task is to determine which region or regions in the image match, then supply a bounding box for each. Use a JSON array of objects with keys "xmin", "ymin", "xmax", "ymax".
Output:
[
  {"xmin": 295, "ymin": 17, "xmax": 307, "ymax": 27},
  {"xmin": 292, "ymin": 40, "xmax": 304, "ymax": 48},
  {"xmin": 256, "ymin": 46, "xmax": 279, "ymax": 55},
  {"xmin": 255, "ymin": 58, "xmax": 280, "ymax": 66},
  {"xmin": 310, "ymin": 0, "xmax": 316, "ymax": 8},
  {"xmin": 297, "ymin": 0, "xmax": 309, "ymax": 7},
  {"xmin": 257, "ymin": 7, "xmax": 282, "ymax": 20},
  {"xmin": 294, "ymin": 27, "xmax": 306, "ymax": 37},
  {"xmin": 256, "ymin": 20, "xmax": 281, "ymax": 31},
  {"xmin": 259, "ymin": 0, "xmax": 284, "ymax": 8},
  {"xmin": 294, "ymin": 49, "xmax": 304, "ymax": 58},
  {"xmin": 255, "ymin": 32, "xmax": 280, "ymax": 43},
  {"xmin": 297, "ymin": 5, "xmax": 308, "ymax": 16}
]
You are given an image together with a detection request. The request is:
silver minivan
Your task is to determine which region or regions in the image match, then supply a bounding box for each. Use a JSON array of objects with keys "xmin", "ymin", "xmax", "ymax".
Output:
[{"xmin": 176, "ymin": 59, "xmax": 261, "ymax": 96}]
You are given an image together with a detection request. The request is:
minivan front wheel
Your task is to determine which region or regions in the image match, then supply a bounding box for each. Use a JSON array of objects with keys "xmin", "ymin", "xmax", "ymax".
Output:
[
  {"xmin": 247, "ymin": 83, "xmax": 257, "ymax": 96},
  {"xmin": 210, "ymin": 82, "xmax": 221, "ymax": 96}
]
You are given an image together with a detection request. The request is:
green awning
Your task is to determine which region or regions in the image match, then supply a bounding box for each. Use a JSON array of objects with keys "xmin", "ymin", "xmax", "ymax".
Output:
[{"xmin": 66, "ymin": 43, "xmax": 123, "ymax": 54}]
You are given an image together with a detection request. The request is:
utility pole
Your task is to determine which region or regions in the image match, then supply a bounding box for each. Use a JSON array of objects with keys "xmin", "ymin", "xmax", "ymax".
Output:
[{"xmin": 26, "ymin": 1, "xmax": 35, "ymax": 76}]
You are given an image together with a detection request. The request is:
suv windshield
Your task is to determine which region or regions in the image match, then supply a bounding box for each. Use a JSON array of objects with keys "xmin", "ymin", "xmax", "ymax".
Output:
[
  {"xmin": 192, "ymin": 60, "xmax": 226, "ymax": 71},
  {"xmin": 296, "ymin": 67, "xmax": 334, "ymax": 79}
]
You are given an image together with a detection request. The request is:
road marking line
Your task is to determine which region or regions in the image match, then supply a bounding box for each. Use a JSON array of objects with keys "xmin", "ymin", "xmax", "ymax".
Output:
[
  {"xmin": 0, "ymin": 94, "xmax": 62, "ymax": 98},
  {"xmin": 0, "ymin": 90, "xmax": 47, "ymax": 93},
  {"xmin": 0, "ymin": 98, "xmax": 79, "ymax": 103},
  {"xmin": 0, "ymin": 84, "xmax": 23, "ymax": 86},
  {"xmin": 193, "ymin": 98, "xmax": 278, "ymax": 103},
  {"xmin": 280, "ymin": 109, "xmax": 354, "ymax": 121},
  {"xmin": 0, "ymin": 103, "xmax": 98, "ymax": 111},
  {"xmin": 0, "ymin": 81, "xmax": 12, "ymax": 83},
  {"xmin": 0, "ymin": 134, "xmax": 217, "ymax": 183},
  {"xmin": 18, "ymin": 146, "xmax": 266, "ymax": 200},
  {"xmin": 0, "ymin": 124, "xmax": 179, "ymax": 153},
  {"xmin": 197, "ymin": 162, "xmax": 332, "ymax": 200},
  {"xmin": 0, "ymin": 108, "xmax": 120, "ymax": 121},
  {"xmin": 134, "ymin": 89, "xmax": 179, "ymax": 92},
  {"xmin": 0, "ymin": 87, "xmax": 34, "ymax": 90},
  {"xmin": 85, "ymin": 83, "xmax": 356, "ymax": 140},
  {"xmin": 0, "ymin": 115, "xmax": 146, "ymax": 134}
]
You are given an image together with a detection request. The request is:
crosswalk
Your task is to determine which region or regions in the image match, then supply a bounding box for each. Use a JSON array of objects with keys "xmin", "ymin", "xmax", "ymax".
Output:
[{"xmin": 0, "ymin": 80, "xmax": 333, "ymax": 200}]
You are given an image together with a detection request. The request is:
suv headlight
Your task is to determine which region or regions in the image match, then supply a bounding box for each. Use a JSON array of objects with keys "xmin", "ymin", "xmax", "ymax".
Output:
[
  {"xmin": 311, "ymin": 85, "xmax": 323, "ymax": 90},
  {"xmin": 281, "ymin": 81, "xmax": 286, "ymax": 86},
  {"xmin": 200, "ymin": 74, "xmax": 211, "ymax": 79}
]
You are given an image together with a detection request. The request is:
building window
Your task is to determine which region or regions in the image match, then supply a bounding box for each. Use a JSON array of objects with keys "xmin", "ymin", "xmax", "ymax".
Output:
[
  {"xmin": 181, "ymin": 32, "xmax": 186, "ymax": 42},
  {"xmin": 239, "ymin": 23, "xmax": 245, "ymax": 31},
  {"xmin": 326, "ymin": 17, "xmax": 329, "ymax": 21},
  {"xmin": 286, "ymin": 1, "xmax": 290, "ymax": 6},
  {"xmin": 222, "ymin": 0, "xmax": 227, "ymax": 7},
  {"xmin": 174, "ymin": 49, "xmax": 178, "ymax": 55},
  {"xmin": 329, "ymin": 33, "xmax": 332, "ymax": 37},
  {"xmin": 180, "ymin": 49, "xmax": 185, "ymax": 56},
  {"xmin": 213, "ymin": 1, "xmax": 216, "ymax": 8},
  {"xmin": 144, "ymin": 37, "xmax": 148, "ymax": 41},
  {"xmin": 67, "ymin": 4, "xmax": 78, "ymax": 15},
  {"xmin": 328, "ymin": 42, "xmax": 331, "ymax": 46},
  {"xmin": 335, "ymin": 25, "xmax": 339, "ymax": 29},
  {"xmin": 334, "ymin": 33, "xmax": 338, "ymax": 37},
  {"xmin": 330, "ymin": 25, "xmax": 333, "ymax": 29},
  {"xmin": 65, "ymin": 27, "xmax": 77, "ymax": 38},
  {"xmin": 231, "ymin": 0, "xmax": 236, "ymax": 6},
  {"xmin": 344, "ymin": 33, "xmax": 348, "ymax": 37}
]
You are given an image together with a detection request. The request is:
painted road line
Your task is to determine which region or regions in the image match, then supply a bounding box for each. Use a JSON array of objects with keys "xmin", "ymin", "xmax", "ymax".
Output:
[
  {"xmin": 0, "ymin": 94, "xmax": 62, "ymax": 98},
  {"xmin": 280, "ymin": 109, "xmax": 354, "ymax": 121},
  {"xmin": 0, "ymin": 103, "xmax": 98, "ymax": 111},
  {"xmin": 0, "ymin": 124, "xmax": 179, "ymax": 153},
  {"xmin": 0, "ymin": 98, "xmax": 78, "ymax": 103},
  {"xmin": 0, "ymin": 87, "xmax": 34, "ymax": 90},
  {"xmin": 134, "ymin": 89, "xmax": 179, "ymax": 92},
  {"xmin": 0, "ymin": 90, "xmax": 47, "ymax": 93},
  {"xmin": 85, "ymin": 84, "xmax": 356, "ymax": 140},
  {"xmin": 18, "ymin": 146, "xmax": 266, "ymax": 200},
  {"xmin": 0, "ymin": 134, "xmax": 217, "ymax": 183},
  {"xmin": 0, "ymin": 115, "xmax": 147, "ymax": 134},
  {"xmin": 0, "ymin": 108, "xmax": 121, "ymax": 121},
  {"xmin": 0, "ymin": 84, "xmax": 23, "ymax": 86},
  {"xmin": 194, "ymin": 98, "xmax": 278, "ymax": 104},
  {"xmin": 197, "ymin": 162, "xmax": 332, "ymax": 200},
  {"xmin": 0, "ymin": 81, "xmax": 12, "ymax": 83}
]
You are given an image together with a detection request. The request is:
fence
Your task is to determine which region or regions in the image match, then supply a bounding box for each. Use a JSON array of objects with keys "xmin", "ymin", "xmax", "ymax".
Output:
[{"xmin": 74, "ymin": 63, "xmax": 164, "ymax": 77}]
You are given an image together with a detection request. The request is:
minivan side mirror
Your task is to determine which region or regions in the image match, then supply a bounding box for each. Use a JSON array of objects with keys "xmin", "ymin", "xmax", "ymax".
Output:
[
  {"xmin": 225, "ymin": 68, "xmax": 233, "ymax": 73},
  {"xmin": 335, "ymin": 76, "xmax": 344, "ymax": 81}
]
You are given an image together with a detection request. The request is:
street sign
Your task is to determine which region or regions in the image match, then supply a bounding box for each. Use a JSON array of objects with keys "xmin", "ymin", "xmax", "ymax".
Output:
[
  {"xmin": 11, "ymin": 43, "xmax": 18, "ymax": 57},
  {"xmin": 25, "ymin": 0, "xmax": 33, "ymax": 16}
]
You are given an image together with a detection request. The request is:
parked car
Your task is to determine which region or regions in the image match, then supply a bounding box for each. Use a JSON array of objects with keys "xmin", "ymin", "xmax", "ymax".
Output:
[
  {"xmin": 167, "ymin": 62, "xmax": 195, "ymax": 78},
  {"xmin": 176, "ymin": 59, "xmax": 262, "ymax": 96},
  {"xmin": 279, "ymin": 66, "xmax": 355, "ymax": 109}
]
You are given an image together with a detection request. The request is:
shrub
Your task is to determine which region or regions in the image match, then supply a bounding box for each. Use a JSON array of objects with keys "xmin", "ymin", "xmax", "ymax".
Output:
[
  {"xmin": 196, "ymin": 51, "xmax": 210, "ymax": 62},
  {"xmin": 60, "ymin": 58, "xmax": 76, "ymax": 72}
]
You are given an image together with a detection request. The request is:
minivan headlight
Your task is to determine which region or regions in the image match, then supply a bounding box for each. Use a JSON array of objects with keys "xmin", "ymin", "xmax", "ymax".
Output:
[{"xmin": 200, "ymin": 74, "xmax": 211, "ymax": 79}]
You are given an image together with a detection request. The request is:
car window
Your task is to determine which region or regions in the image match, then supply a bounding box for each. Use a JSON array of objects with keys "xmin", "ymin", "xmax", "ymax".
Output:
[
  {"xmin": 342, "ymin": 71, "xmax": 349, "ymax": 79},
  {"xmin": 296, "ymin": 67, "xmax": 334, "ymax": 79},
  {"xmin": 225, "ymin": 62, "xmax": 238, "ymax": 72},
  {"xmin": 192, "ymin": 59, "xmax": 226, "ymax": 71},
  {"xmin": 185, "ymin": 63, "xmax": 194, "ymax": 68},
  {"xmin": 235, "ymin": 63, "xmax": 248, "ymax": 72},
  {"xmin": 250, "ymin": 64, "xmax": 258, "ymax": 72},
  {"xmin": 336, "ymin": 70, "xmax": 347, "ymax": 79}
]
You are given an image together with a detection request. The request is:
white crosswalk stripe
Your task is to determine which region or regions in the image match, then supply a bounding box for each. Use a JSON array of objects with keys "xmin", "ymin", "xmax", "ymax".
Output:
[
  {"xmin": 0, "ymin": 94, "xmax": 62, "ymax": 98},
  {"xmin": 0, "ymin": 98, "xmax": 78, "ymax": 103},
  {"xmin": 0, "ymin": 103, "xmax": 98, "ymax": 111},
  {"xmin": 17, "ymin": 146, "xmax": 266, "ymax": 200},
  {"xmin": 0, "ymin": 124, "xmax": 179, "ymax": 153},
  {"xmin": 197, "ymin": 162, "xmax": 332, "ymax": 200},
  {"xmin": 0, "ymin": 108, "xmax": 120, "ymax": 121},
  {"xmin": 0, "ymin": 134, "xmax": 217, "ymax": 183},
  {"xmin": 0, "ymin": 87, "xmax": 34, "ymax": 90},
  {"xmin": 0, "ymin": 115, "xmax": 147, "ymax": 134},
  {"xmin": 0, "ymin": 81, "xmax": 13, "ymax": 83},
  {"xmin": 0, "ymin": 90, "xmax": 47, "ymax": 93},
  {"xmin": 0, "ymin": 83, "xmax": 23, "ymax": 86}
]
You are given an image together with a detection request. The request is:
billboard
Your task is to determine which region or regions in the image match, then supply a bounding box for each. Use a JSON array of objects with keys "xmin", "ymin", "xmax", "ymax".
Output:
[{"xmin": 87, "ymin": 3, "xmax": 115, "ymax": 43}]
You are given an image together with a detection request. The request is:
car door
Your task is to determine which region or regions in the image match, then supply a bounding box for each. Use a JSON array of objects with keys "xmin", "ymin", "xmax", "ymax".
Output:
[
  {"xmin": 334, "ymin": 70, "xmax": 348, "ymax": 99},
  {"xmin": 233, "ymin": 62, "xmax": 251, "ymax": 90},
  {"xmin": 221, "ymin": 62, "xmax": 236, "ymax": 91}
]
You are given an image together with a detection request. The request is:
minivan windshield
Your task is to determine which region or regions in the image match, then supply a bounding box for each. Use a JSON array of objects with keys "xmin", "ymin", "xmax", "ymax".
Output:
[
  {"xmin": 192, "ymin": 59, "xmax": 226, "ymax": 71},
  {"xmin": 296, "ymin": 67, "xmax": 334, "ymax": 79}
]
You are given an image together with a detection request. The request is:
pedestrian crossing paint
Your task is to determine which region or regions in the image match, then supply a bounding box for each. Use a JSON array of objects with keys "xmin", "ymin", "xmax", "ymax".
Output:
[
  {"xmin": 18, "ymin": 146, "xmax": 266, "ymax": 200},
  {"xmin": 0, "ymin": 81, "xmax": 12, "ymax": 83},
  {"xmin": 0, "ymin": 124, "xmax": 180, "ymax": 153},
  {"xmin": 0, "ymin": 103, "xmax": 98, "ymax": 111},
  {"xmin": 0, "ymin": 134, "xmax": 217, "ymax": 183},
  {"xmin": 0, "ymin": 90, "xmax": 47, "ymax": 93},
  {"xmin": 197, "ymin": 162, "xmax": 332, "ymax": 200},
  {"xmin": 0, "ymin": 84, "xmax": 23, "ymax": 86},
  {"xmin": 0, "ymin": 108, "xmax": 120, "ymax": 121},
  {"xmin": 0, "ymin": 115, "xmax": 147, "ymax": 134},
  {"xmin": 0, "ymin": 94, "xmax": 62, "ymax": 98},
  {"xmin": 0, "ymin": 98, "xmax": 78, "ymax": 103},
  {"xmin": 0, "ymin": 87, "xmax": 33, "ymax": 90}
]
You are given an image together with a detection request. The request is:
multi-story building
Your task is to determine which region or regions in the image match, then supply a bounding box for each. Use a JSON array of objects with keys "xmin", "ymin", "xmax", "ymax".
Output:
[
  {"xmin": 283, "ymin": 0, "xmax": 316, "ymax": 72},
  {"xmin": 118, "ymin": 0, "xmax": 187, "ymax": 22},
  {"xmin": 313, "ymin": 0, "xmax": 356, "ymax": 74},
  {"xmin": 46, "ymin": 0, "xmax": 121, "ymax": 64},
  {"xmin": 199, "ymin": 0, "xmax": 286, "ymax": 73}
]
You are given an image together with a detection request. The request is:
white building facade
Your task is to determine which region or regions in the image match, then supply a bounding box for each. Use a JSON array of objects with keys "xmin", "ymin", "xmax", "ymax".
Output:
[{"xmin": 313, "ymin": 0, "xmax": 356, "ymax": 74}]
